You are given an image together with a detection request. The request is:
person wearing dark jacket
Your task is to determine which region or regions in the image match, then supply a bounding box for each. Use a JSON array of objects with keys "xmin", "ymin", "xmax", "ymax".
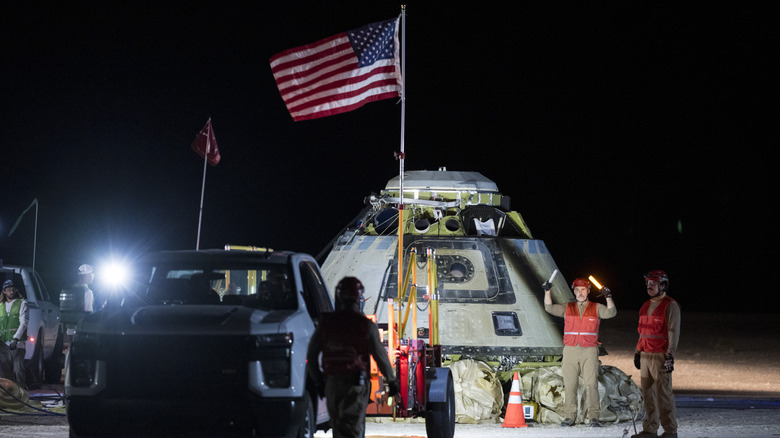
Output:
[{"xmin": 307, "ymin": 277, "xmax": 399, "ymax": 438}]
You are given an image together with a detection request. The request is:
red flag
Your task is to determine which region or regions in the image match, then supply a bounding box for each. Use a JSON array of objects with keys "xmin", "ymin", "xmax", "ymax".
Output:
[
  {"xmin": 270, "ymin": 17, "xmax": 402, "ymax": 121},
  {"xmin": 191, "ymin": 119, "xmax": 220, "ymax": 166}
]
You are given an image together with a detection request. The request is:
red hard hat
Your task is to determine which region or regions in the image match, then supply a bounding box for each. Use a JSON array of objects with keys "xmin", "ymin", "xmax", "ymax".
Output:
[
  {"xmin": 571, "ymin": 278, "xmax": 590, "ymax": 288},
  {"xmin": 335, "ymin": 277, "xmax": 365, "ymax": 303},
  {"xmin": 644, "ymin": 270, "xmax": 668, "ymax": 283}
]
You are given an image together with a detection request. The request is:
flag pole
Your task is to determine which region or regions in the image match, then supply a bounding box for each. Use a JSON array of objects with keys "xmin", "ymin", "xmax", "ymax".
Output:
[
  {"xmin": 195, "ymin": 118, "xmax": 211, "ymax": 250},
  {"xmin": 8, "ymin": 198, "xmax": 39, "ymax": 271},
  {"xmin": 395, "ymin": 5, "xmax": 407, "ymax": 343}
]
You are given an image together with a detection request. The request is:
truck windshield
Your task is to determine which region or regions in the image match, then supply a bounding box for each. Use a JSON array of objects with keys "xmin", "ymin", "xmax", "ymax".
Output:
[{"xmin": 128, "ymin": 262, "xmax": 296, "ymax": 310}]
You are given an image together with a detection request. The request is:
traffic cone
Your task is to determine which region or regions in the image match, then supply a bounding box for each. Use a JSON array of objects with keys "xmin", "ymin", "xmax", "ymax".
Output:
[{"xmin": 502, "ymin": 371, "xmax": 528, "ymax": 428}]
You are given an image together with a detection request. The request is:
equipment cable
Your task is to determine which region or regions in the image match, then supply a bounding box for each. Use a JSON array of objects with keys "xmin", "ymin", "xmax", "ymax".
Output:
[{"xmin": 0, "ymin": 383, "xmax": 66, "ymax": 417}]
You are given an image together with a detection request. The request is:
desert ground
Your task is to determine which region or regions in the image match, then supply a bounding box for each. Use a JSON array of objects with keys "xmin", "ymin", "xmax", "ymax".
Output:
[{"xmin": 1, "ymin": 311, "xmax": 778, "ymax": 437}]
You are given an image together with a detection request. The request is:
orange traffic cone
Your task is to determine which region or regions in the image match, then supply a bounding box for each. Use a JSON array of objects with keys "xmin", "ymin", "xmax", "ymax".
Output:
[{"xmin": 502, "ymin": 371, "xmax": 528, "ymax": 428}]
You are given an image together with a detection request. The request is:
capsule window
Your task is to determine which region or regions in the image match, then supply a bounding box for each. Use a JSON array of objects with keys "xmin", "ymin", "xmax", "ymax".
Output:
[{"xmin": 492, "ymin": 311, "xmax": 521, "ymax": 336}]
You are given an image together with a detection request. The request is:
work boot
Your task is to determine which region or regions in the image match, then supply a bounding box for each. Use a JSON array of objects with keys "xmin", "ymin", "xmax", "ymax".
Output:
[
  {"xmin": 630, "ymin": 432, "xmax": 658, "ymax": 438},
  {"xmin": 560, "ymin": 418, "xmax": 574, "ymax": 427},
  {"xmin": 589, "ymin": 418, "xmax": 601, "ymax": 427},
  {"xmin": 659, "ymin": 433, "xmax": 678, "ymax": 438}
]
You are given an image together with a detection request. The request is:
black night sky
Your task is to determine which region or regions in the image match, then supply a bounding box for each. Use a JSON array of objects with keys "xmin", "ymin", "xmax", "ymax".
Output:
[{"xmin": 1, "ymin": 2, "xmax": 775, "ymax": 312}]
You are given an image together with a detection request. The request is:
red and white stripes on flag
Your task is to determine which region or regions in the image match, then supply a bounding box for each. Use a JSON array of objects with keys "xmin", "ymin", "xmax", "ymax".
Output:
[{"xmin": 270, "ymin": 17, "xmax": 402, "ymax": 121}]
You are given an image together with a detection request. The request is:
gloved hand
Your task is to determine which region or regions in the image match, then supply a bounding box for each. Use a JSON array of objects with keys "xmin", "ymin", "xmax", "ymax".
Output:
[
  {"xmin": 664, "ymin": 354, "xmax": 675, "ymax": 373},
  {"xmin": 601, "ymin": 287, "xmax": 612, "ymax": 298},
  {"xmin": 387, "ymin": 380, "xmax": 401, "ymax": 397},
  {"xmin": 634, "ymin": 352, "xmax": 641, "ymax": 370},
  {"xmin": 542, "ymin": 281, "xmax": 552, "ymax": 291},
  {"xmin": 8, "ymin": 340, "xmax": 17, "ymax": 351}
]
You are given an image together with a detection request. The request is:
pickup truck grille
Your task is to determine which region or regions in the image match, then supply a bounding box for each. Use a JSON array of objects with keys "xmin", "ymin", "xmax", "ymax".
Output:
[{"xmin": 104, "ymin": 334, "xmax": 252, "ymax": 399}]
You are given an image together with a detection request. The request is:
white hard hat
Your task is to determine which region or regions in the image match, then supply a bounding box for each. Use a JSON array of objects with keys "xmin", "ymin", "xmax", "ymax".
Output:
[{"xmin": 78, "ymin": 264, "xmax": 94, "ymax": 275}]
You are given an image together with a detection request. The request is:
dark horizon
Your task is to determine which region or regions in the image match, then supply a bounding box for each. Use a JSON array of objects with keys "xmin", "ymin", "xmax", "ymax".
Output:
[{"xmin": 1, "ymin": 3, "xmax": 774, "ymax": 312}]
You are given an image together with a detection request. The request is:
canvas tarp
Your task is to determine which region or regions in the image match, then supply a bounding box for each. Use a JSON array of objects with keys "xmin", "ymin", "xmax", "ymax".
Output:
[
  {"xmin": 520, "ymin": 364, "xmax": 644, "ymax": 424},
  {"xmin": 449, "ymin": 359, "xmax": 504, "ymax": 423},
  {"xmin": 450, "ymin": 360, "xmax": 644, "ymax": 425}
]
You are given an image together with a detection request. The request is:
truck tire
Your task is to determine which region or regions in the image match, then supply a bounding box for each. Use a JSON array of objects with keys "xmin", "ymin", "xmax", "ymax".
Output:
[
  {"xmin": 44, "ymin": 327, "xmax": 65, "ymax": 384},
  {"xmin": 425, "ymin": 371, "xmax": 456, "ymax": 438},
  {"xmin": 297, "ymin": 392, "xmax": 316, "ymax": 438}
]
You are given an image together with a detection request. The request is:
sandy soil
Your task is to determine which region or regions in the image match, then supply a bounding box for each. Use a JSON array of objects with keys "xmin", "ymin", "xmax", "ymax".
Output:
[{"xmin": 2, "ymin": 312, "xmax": 778, "ymax": 437}]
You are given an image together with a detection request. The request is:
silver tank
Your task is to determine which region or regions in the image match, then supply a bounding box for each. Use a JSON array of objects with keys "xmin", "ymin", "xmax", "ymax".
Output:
[{"xmin": 319, "ymin": 169, "xmax": 574, "ymax": 367}]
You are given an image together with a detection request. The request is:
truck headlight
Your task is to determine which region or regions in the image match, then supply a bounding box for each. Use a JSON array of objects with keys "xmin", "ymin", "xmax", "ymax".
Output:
[
  {"xmin": 69, "ymin": 334, "xmax": 100, "ymax": 387},
  {"xmin": 253, "ymin": 333, "xmax": 293, "ymax": 388}
]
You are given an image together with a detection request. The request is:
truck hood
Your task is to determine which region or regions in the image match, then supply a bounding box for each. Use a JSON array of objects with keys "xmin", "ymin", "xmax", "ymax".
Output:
[{"xmin": 78, "ymin": 304, "xmax": 295, "ymax": 336}]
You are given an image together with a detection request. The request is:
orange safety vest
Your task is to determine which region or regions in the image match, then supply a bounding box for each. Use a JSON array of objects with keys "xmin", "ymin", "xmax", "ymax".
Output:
[
  {"xmin": 563, "ymin": 301, "xmax": 600, "ymax": 348},
  {"xmin": 636, "ymin": 295, "xmax": 675, "ymax": 353},
  {"xmin": 319, "ymin": 311, "xmax": 372, "ymax": 375}
]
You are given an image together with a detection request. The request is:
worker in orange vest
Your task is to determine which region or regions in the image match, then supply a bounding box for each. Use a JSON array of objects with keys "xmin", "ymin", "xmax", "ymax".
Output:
[
  {"xmin": 631, "ymin": 270, "xmax": 680, "ymax": 438},
  {"xmin": 544, "ymin": 277, "xmax": 616, "ymax": 427}
]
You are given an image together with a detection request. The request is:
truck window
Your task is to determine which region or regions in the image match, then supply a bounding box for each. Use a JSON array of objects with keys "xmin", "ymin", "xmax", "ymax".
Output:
[
  {"xmin": 32, "ymin": 271, "xmax": 50, "ymax": 301},
  {"xmin": 299, "ymin": 261, "xmax": 332, "ymax": 319}
]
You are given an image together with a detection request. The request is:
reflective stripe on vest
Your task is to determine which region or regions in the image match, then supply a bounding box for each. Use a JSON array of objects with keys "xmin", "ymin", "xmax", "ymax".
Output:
[
  {"xmin": 636, "ymin": 295, "xmax": 674, "ymax": 353},
  {"xmin": 563, "ymin": 301, "xmax": 600, "ymax": 348}
]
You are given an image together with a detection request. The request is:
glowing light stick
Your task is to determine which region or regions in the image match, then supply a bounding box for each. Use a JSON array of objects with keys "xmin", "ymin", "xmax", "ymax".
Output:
[{"xmin": 588, "ymin": 275, "xmax": 603, "ymax": 289}]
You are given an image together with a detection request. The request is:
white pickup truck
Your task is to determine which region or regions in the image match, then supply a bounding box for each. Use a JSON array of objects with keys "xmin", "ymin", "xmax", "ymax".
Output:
[
  {"xmin": 0, "ymin": 263, "xmax": 64, "ymax": 386},
  {"xmin": 65, "ymin": 247, "xmax": 333, "ymax": 438}
]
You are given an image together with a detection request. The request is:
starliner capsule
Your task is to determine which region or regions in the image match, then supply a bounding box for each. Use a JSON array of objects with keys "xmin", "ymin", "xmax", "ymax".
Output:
[{"xmin": 319, "ymin": 169, "xmax": 577, "ymax": 369}]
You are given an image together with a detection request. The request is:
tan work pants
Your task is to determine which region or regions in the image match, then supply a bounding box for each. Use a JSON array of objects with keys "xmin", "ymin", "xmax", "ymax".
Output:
[
  {"xmin": 640, "ymin": 351, "xmax": 677, "ymax": 434},
  {"xmin": 561, "ymin": 345, "xmax": 600, "ymax": 421}
]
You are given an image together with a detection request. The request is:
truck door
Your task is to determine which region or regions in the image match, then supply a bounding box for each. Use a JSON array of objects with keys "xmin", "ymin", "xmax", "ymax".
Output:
[
  {"xmin": 298, "ymin": 260, "xmax": 333, "ymax": 322},
  {"xmin": 30, "ymin": 270, "xmax": 60, "ymax": 345}
]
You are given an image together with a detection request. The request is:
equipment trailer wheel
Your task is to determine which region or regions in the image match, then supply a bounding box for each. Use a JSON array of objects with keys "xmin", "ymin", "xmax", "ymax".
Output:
[{"xmin": 425, "ymin": 371, "xmax": 455, "ymax": 438}]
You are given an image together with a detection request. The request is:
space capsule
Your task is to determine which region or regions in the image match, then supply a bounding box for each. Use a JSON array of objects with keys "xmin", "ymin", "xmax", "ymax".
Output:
[{"xmin": 319, "ymin": 169, "xmax": 581, "ymax": 368}]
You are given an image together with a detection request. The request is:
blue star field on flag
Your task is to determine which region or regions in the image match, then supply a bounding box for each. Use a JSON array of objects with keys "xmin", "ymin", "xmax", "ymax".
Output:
[{"xmin": 347, "ymin": 19, "xmax": 396, "ymax": 67}]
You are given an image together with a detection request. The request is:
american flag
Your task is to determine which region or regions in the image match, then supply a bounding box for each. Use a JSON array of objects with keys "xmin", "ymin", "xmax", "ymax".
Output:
[{"xmin": 270, "ymin": 17, "xmax": 402, "ymax": 121}]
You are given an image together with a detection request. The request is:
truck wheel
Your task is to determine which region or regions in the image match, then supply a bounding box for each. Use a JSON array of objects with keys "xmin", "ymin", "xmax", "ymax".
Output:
[
  {"xmin": 297, "ymin": 392, "xmax": 315, "ymax": 438},
  {"xmin": 44, "ymin": 327, "xmax": 65, "ymax": 384},
  {"xmin": 425, "ymin": 371, "xmax": 456, "ymax": 438}
]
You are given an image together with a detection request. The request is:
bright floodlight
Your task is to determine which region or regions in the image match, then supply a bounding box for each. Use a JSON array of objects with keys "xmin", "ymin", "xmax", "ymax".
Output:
[{"xmin": 101, "ymin": 261, "xmax": 130, "ymax": 289}]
